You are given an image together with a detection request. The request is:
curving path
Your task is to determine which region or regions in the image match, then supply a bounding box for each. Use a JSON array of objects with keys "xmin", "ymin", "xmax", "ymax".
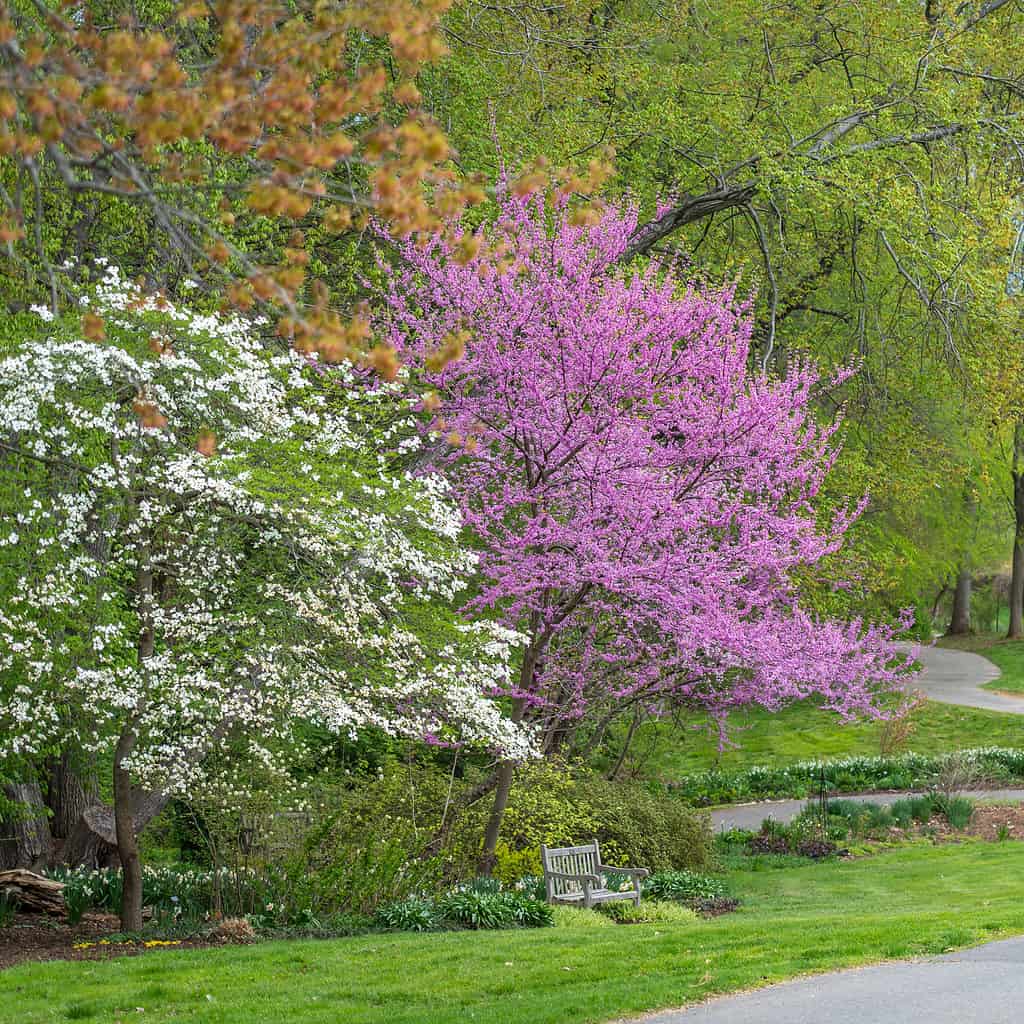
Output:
[
  {"xmin": 643, "ymin": 645, "xmax": 1024, "ymax": 1022},
  {"xmin": 709, "ymin": 644, "xmax": 1024, "ymax": 832},
  {"xmin": 625, "ymin": 935, "xmax": 1024, "ymax": 1023},
  {"xmin": 710, "ymin": 787, "xmax": 1024, "ymax": 831},
  {"xmin": 904, "ymin": 642, "xmax": 1024, "ymax": 714}
]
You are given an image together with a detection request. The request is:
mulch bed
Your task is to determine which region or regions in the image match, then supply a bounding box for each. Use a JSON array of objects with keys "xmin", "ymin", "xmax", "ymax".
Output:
[
  {"xmin": 967, "ymin": 803, "xmax": 1024, "ymax": 841},
  {"xmin": 0, "ymin": 912, "xmax": 216, "ymax": 971}
]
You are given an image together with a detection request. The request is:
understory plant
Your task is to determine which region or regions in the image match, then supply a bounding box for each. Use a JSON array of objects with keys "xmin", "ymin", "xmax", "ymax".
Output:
[{"xmin": 672, "ymin": 748, "xmax": 1024, "ymax": 805}]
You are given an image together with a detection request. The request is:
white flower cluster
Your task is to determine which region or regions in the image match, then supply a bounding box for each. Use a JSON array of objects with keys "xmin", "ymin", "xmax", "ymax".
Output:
[{"xmin": 0, "ymin": 269, "xmax": 534, "ymax": 801}]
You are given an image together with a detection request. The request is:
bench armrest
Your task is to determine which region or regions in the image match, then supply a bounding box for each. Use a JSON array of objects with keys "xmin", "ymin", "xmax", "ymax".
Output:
[
  {"xmin": 544, "ymin": 871, "xmax": 601, "ymax": 885},
  {"xmin": 598, "ymin": 864, "xmax": 650, "ymax": 879}
]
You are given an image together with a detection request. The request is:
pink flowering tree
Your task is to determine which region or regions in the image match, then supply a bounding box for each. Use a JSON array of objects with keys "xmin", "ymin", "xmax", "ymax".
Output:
[{"xmin": 380, "ymin": 187, "xmax": 916, "ymax": 868}]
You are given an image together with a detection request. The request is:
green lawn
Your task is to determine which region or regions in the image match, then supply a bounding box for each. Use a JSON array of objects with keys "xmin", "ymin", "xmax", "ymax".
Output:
[
  {"xmin": 6, "ymin": 842, "xmax": 1024, "ymax": 1024},
  {"xmin": 936, "ymin": 634, "xmax": 1024, "ymax": 695},
  {"xmin": 631, "ymin": 698, "xmax": 1024, "ymax": 780}
]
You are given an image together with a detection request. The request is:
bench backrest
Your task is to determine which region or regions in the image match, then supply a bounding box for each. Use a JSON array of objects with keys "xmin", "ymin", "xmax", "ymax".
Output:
[{"xmin": 540, "ymin": 841, "xmax": 600, "ymax": 900}]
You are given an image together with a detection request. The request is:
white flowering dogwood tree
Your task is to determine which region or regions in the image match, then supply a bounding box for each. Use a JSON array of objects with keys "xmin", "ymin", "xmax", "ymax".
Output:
[{"xmin": 0, "ymin": 265, "xmax": 530, "ymax": 929}]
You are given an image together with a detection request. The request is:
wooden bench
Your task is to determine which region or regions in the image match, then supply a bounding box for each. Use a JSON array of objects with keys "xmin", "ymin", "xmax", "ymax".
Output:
[{"xmin": 540, "ymin": 840, "xmax": 649, "ymax": 908}]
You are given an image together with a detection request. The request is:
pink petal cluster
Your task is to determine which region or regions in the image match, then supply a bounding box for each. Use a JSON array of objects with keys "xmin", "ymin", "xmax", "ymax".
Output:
[{"xmin": 380, "ymin": 188, "xmax": 915, "ymax": 747}]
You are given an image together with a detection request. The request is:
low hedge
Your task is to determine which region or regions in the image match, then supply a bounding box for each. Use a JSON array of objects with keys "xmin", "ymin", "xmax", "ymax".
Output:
[{"xmin": 669, "ymin": 748, "xmax": 1024, "ymax": 806}]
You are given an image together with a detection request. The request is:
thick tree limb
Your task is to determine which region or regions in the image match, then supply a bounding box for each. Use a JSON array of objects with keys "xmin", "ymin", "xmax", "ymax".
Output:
[{"xmin": 621, "ymin": 182, "xmax": 758, "ymax": 259}]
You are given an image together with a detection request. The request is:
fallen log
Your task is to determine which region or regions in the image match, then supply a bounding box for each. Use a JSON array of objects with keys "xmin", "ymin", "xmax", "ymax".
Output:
[{"xmin": 0, "ymin": 869, "xmax": 65, "ymax": 916}]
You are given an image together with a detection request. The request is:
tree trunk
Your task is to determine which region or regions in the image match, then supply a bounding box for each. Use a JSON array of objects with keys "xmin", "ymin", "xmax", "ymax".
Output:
[
  {"xmin": 0, "ymin": 869, "xmax": 66, "ymax": 915},
  {"xmin": 115, "ymin": 525, "xmax": 154, "ymax": 931},
  {"xmin": 477, "ymin": 759, "xmax": 515, "ymax": 875},
  {"xmin": 47, "ymin": 752, "xmax": 97, "ymax": 840},
  {"xmin": 0, "ymin": 782, "xmax": 54, "ymax": 870},
  {"xmin": 477, "ymin": 651, "xmax": 535, "ymax": 874},
  {"xmin": 607, "ymin": 708, "xmax": 642, "ymax": 781},
  {"xmin": 114, "ymin": 732, "xmax": 143, "ymax": 931},
  {"xmin": 947, "ymin": 567, "xmax": 972, "ymax": 635},
  {"xmin": 1010, "ymin": 423, "xmax": 1024, "ymax": 639}
]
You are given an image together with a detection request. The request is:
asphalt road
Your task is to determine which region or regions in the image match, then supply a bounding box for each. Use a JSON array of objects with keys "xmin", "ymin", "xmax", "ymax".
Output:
[
  {"xmin": 629, "ymin": 935, "xmax": 1024, "ymax": 1023},
  {"xmin": 904, "ymin": 642, "xmax": 1024, "ymax": 714}
]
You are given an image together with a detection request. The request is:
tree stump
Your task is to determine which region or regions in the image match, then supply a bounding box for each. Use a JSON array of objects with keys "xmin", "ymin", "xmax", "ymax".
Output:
[{"xmin": 0, "ymin": 869, "xmax": 65, "ymax": 915}]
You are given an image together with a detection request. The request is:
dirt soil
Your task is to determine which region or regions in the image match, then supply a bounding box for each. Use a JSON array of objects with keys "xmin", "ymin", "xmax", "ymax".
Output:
[
  {"xmin": 0, "ymin": 912, "xmax": 215, "ymax": 971},
  {"xmin": 968, "ymin": 803, "xmax": 1024, "ymax": 841}
]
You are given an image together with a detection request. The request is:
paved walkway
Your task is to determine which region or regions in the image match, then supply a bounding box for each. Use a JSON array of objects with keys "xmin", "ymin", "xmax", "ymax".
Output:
[
  {"xmin": 710, "ymin": 787, "xmax": 1024, "ymax": 831},
  {"xmin": 629, "ymin": 934, "xmax": 1024, "ymax": 1023},
  {"xmin": 709, "ymin": 644, "xmax": 1024, "ymax": 831},
  {"xmin": 650, "ymin": 644, "xmax": 1024, "ymax": 1021},
  {"xmin": 903, "ymin": 642, "xmax": 1024, "ymax": 714}
]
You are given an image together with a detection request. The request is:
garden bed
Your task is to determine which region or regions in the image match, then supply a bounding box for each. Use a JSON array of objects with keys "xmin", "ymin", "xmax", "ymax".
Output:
[{"xmin": 0, "ymin": 912, "xmax": 217, "ymax": 971}]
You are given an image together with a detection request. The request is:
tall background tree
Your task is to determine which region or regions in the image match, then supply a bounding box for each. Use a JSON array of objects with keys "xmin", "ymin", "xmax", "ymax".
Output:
[{"xmin": 425, "ymin": 0, "xmax": 1024, "ymax": 619}]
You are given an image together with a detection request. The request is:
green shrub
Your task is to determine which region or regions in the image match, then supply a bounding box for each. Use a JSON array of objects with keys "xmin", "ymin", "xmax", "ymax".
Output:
[
  {"xmin": 461, "ymin": 762, "xmax": 713, "ymax": 874},
  {"xmin": 492, "ymin": 842, "xmax": 542, "ymax": 886},
  {"xmin": 600, "ymin": 900, "xmax": 698, "ymax": 925},
  {"xmin": 643, "ymin": 870, "xmax": 729, "ymax": 905}
]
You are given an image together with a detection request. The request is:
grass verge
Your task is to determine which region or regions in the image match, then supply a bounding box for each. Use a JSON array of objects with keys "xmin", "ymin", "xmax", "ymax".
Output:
[
  {"xmin": 629, "ymin": 698, "xmax": 1024, "ymax": 779},
  {"xmin": 6, "ymin": 843, "xmax": 1024, "ymax": 1024}
]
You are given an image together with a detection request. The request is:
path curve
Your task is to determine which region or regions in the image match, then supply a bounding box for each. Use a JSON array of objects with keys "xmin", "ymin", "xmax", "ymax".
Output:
[
  {"xmin": 710, "ymin": 787, "xmax": 1024, "ymax": 831},
  {"xmin": 624, "ymin": 934, "xmax": 1024, "ymax": 1023},
  {"xmin": 903, "ymin": 642, "xmax": 1023, "ymax": 714}
]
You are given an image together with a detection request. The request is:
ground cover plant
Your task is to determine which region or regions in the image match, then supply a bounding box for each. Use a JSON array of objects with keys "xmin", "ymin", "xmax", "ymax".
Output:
[{"xmin": 6, "ymin": 843, "xmax": 1024, "ymax": 1024}]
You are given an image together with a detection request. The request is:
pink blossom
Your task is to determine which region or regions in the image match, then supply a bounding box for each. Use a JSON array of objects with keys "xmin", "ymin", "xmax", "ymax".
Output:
[{"xmin": 380, "ymin": 188, "xmax": 915, "ymax": 750}]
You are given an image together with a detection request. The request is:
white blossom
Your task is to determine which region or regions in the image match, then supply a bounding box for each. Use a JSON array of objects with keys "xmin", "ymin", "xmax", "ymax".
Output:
[{"xmin": 0, "ymin": 269, "xmax": 534, "ymax": 804}]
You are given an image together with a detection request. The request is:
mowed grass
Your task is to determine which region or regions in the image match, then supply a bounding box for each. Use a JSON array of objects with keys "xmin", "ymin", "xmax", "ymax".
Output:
[
  {"xmin": 6, "ymin": 843, "xmax": 1024, "ymax": 1024},
  {"xmin": 936, "ymin": 634, "xmax": 1024, "ymax": 696},
  {"xmin": 632, "ymin": 698, "xmax": 1024, "ymax": 779}
]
